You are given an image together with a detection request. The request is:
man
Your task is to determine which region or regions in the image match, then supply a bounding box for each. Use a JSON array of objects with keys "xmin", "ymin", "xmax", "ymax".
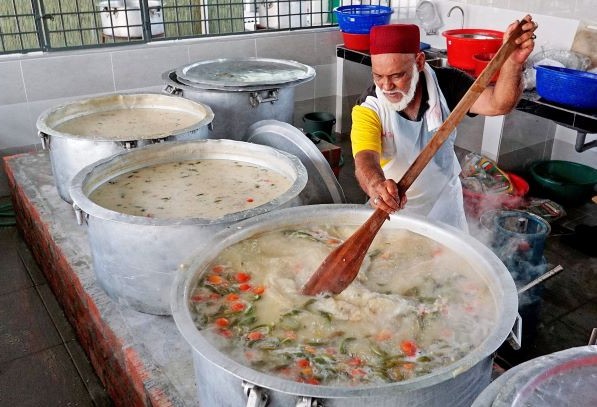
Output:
[{"xmin": 351, "ymin": 16, "xmax": 538, "ymax": 231}]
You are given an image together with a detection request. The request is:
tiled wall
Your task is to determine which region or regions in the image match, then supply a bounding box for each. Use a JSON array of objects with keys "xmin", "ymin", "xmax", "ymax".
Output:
[{"xmin": 0, "ymin": 29, "xmax": 343, "ymax": 195}]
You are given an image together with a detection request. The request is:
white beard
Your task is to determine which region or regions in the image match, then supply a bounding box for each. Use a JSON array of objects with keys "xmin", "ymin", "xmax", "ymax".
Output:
[{"xmin": 377, "ymin": 64, "xmax": 420, "ymax": 112}]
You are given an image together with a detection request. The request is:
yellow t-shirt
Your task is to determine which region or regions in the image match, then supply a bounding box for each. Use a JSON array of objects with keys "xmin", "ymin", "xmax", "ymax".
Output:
[{"xmin": 351, "ymin": 105, "xmax": 391, "ymax": 167}]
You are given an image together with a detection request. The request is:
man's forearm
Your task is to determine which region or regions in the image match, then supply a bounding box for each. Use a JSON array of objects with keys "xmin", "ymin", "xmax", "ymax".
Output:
[{"xmin": 354, "ymin": 150, "xmax": 386, "ymax": 198}]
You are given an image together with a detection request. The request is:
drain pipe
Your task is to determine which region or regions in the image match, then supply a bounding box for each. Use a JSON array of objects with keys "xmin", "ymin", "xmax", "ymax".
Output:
[{"xmin": 575, "ymin": 131, "xmax": 597, "ymax": 152}]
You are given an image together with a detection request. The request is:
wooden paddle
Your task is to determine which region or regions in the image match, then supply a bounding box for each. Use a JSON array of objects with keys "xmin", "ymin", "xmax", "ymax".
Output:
[{"xmin": 301, "ymin": 19, "xmax": 527, "ymax": 296}]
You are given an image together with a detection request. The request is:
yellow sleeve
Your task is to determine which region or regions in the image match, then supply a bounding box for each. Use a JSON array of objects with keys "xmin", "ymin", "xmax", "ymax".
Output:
[{"xmin": 351, "ymin": 105, "xmax": 382, "ymax": 157}]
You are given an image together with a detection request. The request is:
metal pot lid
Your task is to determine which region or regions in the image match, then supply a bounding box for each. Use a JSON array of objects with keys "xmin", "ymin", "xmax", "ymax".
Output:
[
  {"xmin": 472, "ymin": 345, "xmax": 597, "ymax": 406},
  {"xmin": 175, "ymin": 57, "xmax": 315, "ymax": 89},
  {"xmin": 243, "ymin": 120, "xmax": 346, "ymax": 205}
]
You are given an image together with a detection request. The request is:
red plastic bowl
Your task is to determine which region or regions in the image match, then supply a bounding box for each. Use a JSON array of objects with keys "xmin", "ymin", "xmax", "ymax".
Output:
[
  {"xmin": 342, "ymin": 31, "xmax": 370, "ymax": 52},
  {"xmin": 442, "ymin": 29, "xmax": 503, "ymax": 71},
  {"xmin": 473, "ymin": 53, "xmax": 500, "ymax": 83}
]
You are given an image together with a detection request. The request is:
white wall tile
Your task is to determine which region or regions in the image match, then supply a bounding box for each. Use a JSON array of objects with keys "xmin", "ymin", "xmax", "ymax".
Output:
[
  {"xmin": 188, "ymin": 38, "xmax": 257, "ymax": 61},
  {"xmin": 111, "ymin": 44, "xmax": 189, "ymax": 90},
  {"xmin": 21, "ymin": 54, "xmax": 115, "ymax": 101},
  {"xmin": 552, "ymin": 126, "xmax": 597, "ymax": 166},
  {"xmin": 255, "ymin": 33, "xmax": 318, "ymax": 67},
  {"xmin": 0, "ymin": 103, "xmax": 37, "ymax": 150},
  {"xmin": 0, "ymin": 61, "xmax": 27, "ymax": 105},
  {"xmin": 314, "ymin": 63, "xmax": 336, "ymax": 98}
]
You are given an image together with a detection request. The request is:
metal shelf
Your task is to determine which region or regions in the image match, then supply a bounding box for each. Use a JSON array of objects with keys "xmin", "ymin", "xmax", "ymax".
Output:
[{"xmin": 336, "ymin": 45, "xmax": 597, "ymax": 135}]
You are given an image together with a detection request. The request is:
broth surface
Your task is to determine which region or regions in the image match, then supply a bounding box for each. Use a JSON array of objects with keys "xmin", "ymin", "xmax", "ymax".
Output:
[
  {"xmin": 189, "ymin": 226, "xmax": 497, "ymax": 386},
  {"xmin": 56, "ymin": 108, "xmax": 202, "ymax": 139},
  {"xmin": 89, "ymin": 159, "xmax": 292, "ymax": 219}
]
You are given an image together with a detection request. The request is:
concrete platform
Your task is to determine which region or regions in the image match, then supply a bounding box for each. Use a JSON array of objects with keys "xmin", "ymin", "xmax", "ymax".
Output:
[{"xmin": 3, "ymin": 151, "xmax": 197, "ymax": 406}]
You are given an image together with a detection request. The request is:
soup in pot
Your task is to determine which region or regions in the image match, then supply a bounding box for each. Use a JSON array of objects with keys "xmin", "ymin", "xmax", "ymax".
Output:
[
  {"xmin": 89, "ymin": 159, "xmax": 293, "ymax": 219},
  {"xmin": 189, "ymin": 226, "xmax": 497, "ymax": 386}
]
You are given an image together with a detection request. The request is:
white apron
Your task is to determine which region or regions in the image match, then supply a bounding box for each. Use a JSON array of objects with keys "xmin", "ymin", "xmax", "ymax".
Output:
[{"xmin": 378, "ymin": 65, "xmax": 467, "ymax": 231}]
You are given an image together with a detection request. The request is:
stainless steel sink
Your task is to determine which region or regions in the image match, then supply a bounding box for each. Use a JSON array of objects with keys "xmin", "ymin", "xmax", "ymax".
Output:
[{"xmin": 424, "ymin": 49, "xmax": 449, "ymax": 68}]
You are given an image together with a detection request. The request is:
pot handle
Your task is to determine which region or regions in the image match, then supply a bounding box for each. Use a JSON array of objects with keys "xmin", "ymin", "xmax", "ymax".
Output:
[
  {"xmin": 39, "ymin": 131, "xmax": 49, "ymax": 150},
  {"xmin": 72, "ymin": 203, "xmax": 88, "ymax": 226},
  {"xmin": 243, "ymin": 382, "xmax": 269, "ymax": 407},
  {"xmin": 249, "ymin": 89, "xmax": 279, "ymax": 108},
  {"xmin": 163, "ymin": 84, "xmax": 183, "ymax": 96},
  {"xmin": 506, "ymin": 313, "xmax": 523, "ymax": 350},
  {"xmin": 296, "ymin": 396, "xmax": 325, "ymax": 407}
]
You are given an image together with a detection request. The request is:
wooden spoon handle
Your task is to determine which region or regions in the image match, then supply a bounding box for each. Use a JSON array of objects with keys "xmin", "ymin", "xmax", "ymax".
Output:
[{"xmin": 398, "ymin": 20, "xmax": 526, "ymax": 193}]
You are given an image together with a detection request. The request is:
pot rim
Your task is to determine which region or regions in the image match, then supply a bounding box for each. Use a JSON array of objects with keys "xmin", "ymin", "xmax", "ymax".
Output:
[
  {"xmin": 36, "ymin": 92, "xmax": 214, "ymax": 142},
  {"xmin": 69, "ymin": 139, "xmax": 308, "ymax": 226},
  {"xmin": 171, "ymin": 204, "xmax": 519, "ymax": 398},
  {"xmin": 442, "ymin": 28, "xmax": 504, "ymax": 39}
]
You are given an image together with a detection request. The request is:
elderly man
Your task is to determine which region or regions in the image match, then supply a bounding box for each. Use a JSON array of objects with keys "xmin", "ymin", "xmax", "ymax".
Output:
[{"xmin": 351, "ymin": 16, "xmax": 537, "ymax": 231}]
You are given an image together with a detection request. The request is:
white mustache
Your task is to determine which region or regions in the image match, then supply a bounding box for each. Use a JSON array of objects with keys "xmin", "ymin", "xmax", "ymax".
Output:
[{"xmin": 383, "ymin": 90, "xmax": 406, "ymax": 96}]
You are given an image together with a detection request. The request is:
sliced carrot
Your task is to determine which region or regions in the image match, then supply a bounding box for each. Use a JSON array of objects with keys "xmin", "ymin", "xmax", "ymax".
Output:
[
  {"xmin": 375, "ymin": 330, "xmax": 392, "ymax": 341},
  {"xmin": 247, "ymin": 331, "xmax": 264, "ymax": 341},
  {"xmin": 252, "ymin": 285, "xmax": 265, "ymax": 295},
  {"xmin": 225, "ymin": 293, "xmax": 240, "ymax": 302},
  {"xmin": 235, "ymin": 272, "xmax": 251, "ymax": 283},
  {"xmin": 347, "ymin": 356, "xmax": 362, "ymax": 367},
  {"xmin": 402, "ymin": 362, "xmax": 415, "ymax": 370},
  {"xmin": 212, "ymin": 265, "xmax": 225, "ymax": 273},
  {"xmin": 351, "ymin": 368, "xmax": 366, "ymax": 377},
  {"xmin": 190, "ymin": 294, "xmax": 204, "ymax": 302},
  {"xmin": 230, "ymin": 302, "xmax": 246, "ymax": 312},
  {"xmin": 238, "ymin": 283, "xmax": 252, "ymax": 291},
  {"xmin": 400, "ymin": 340, "xmax": 417, "ymax": 356},
  {"xmin": 215, "ymin": 318, "xmax": 229, "ymax": 327},
  {"xmin": 296, "ymin": 358, "xmax": 310, "ymax": 368},
  {"xmin": 218, "ymin": 329, "xmax": 233, "ymax": 338},
  {"xmin": 246, "ymin": 198, "xmax": 254, "ymax": 203},
  {"xmin": 207, "ymin": 274, "xmax": 224, "ymax": 285}
]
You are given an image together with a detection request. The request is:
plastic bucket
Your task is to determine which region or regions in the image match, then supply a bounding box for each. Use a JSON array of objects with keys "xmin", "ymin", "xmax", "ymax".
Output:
[
  {"xmin": 302, "ymin": 112, "xmax": 336, "ymax": 138},
  {"xmin": 480, "ymin": 210, "xmax": 550, "ymax": 269}
]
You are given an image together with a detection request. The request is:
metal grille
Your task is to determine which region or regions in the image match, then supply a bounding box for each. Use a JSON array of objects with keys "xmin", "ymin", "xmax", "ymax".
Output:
[{"xmin": 1, "ymin": 0, "xmax": 395, "ymax": 55}]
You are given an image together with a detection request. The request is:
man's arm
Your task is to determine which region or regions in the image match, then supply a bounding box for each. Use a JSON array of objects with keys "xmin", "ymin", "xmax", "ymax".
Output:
[{"xmin": 470, "ymin": 15, "xmax": 538, "ymax": 116}]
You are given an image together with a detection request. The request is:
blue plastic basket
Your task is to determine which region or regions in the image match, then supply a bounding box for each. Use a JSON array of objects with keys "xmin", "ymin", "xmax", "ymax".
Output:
[
  {"xmin": 535, "ymin": 65, "xmax": 597, "ymax": 110},
  {"xmin": 334, "ymin": 5, "xmax": 393, "ymax": 34}
]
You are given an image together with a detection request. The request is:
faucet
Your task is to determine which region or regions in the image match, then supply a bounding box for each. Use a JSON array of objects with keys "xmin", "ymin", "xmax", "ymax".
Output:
[{"xmin": 447, "ymin": 6, "xmax": 464, "ymax": 29}]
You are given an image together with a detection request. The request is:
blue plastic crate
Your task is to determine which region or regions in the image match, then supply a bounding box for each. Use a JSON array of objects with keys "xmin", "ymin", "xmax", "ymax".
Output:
[
  {"xmin": 334, "ymin": 5, "xmax": 393, "ymax": 34},
  {"xmin": 535, "ymin": 65, "xmax": 597, "ymax": 110}
]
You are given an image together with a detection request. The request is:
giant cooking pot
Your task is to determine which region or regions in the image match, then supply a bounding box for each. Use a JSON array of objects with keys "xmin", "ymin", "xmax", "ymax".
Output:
[
  {"xmin": 37, "ymin": 93, "xmax": 214, "ymax": 203},
  {"xmin": 172, "ymin": 204, "xmax": 519, "ymax": 406},
  {"xmin": 162, "ymin": 57, "xmax": 315, "ymax": 140},
  {"xmin": 70, "ymin": 139, "xmax": 307, "ymax": 315}
]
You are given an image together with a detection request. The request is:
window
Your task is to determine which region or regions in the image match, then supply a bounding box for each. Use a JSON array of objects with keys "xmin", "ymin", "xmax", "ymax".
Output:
[{"xmin": 3, "ymin": 0, "xmax": 383, "ymax": 55}]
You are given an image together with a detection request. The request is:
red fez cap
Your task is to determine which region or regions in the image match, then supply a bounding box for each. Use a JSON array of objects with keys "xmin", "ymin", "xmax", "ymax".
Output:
[{"xmin": 370, "ymin": 24, "xmax": 420, "ymax": 55}]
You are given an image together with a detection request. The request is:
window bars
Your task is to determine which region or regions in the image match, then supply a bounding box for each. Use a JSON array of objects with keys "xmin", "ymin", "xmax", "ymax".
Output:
[{"xmin": 1, "ymin": 0, "xmax": 391, "ymax": 55}]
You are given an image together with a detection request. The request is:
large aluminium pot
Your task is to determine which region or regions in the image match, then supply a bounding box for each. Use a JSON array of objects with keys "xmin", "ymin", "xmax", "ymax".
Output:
[
  {"xmin": 172, "ymin": 204, "xmax": 519, "ymax": 407},
  {"xmin": 37, "ymin": 93, "xmax": 214, "ymax": 203},
  {"xmin": 162, "ymin": 57, "xmax": 315, "ymax": 140},
  {"xmin": 70, "ymin": 139, "xmax": 307, "ymax": 315}
]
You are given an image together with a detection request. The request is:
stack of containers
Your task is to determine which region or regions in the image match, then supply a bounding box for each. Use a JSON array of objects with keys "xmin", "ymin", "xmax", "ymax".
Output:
[{"xmin": 334, "ymin": 5, "xmax": 393, "ymax": 52}]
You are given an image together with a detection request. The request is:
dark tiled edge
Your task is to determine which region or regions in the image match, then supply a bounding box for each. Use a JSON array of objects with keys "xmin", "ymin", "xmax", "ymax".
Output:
[
  {"xmin": 337, "ymin": 46, "xmax": 371, "ymax": 66},
  {"xmin": 65, "ymin": 340, "xmax": 114, "ymax": 407}
]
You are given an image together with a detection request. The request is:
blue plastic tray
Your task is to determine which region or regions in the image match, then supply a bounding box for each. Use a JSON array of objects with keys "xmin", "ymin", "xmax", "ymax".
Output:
[{"xmin": 535, "ymin": 65, "xmax": 597, "ymax": 110}]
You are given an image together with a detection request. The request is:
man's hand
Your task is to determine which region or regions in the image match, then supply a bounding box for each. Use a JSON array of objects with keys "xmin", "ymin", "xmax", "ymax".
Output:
[{"xmin": 505, "ymin": 14, "xmax": 537, "ymax": 66}]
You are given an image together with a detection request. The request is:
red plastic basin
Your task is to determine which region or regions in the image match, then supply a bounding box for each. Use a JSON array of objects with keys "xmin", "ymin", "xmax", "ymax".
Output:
[
  {"xmin": 342, "ymin": 31, "xmax": 370, "ymax": 52},
  {"xmin": 443, "ymin": 29, "xmax": 503, "ymax": 71}
]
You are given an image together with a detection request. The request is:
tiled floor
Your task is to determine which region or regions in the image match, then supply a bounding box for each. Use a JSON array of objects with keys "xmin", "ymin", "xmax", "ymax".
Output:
[
  {"xmin": 0, "ymin": 136, "xmax": 595, "ymax": 406},
  {"xmin": 0, "ymin": 197, "xmax": 113, "ymax": 406}
]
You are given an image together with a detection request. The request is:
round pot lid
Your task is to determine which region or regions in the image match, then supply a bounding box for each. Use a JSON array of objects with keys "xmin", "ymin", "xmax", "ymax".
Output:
[
  {"xmin": 472, "ymin": 345, "xmax": 597, "ymax": 406},
  {"xmin": 243, "ymin": 120, "xmax": 346, "ymax": 205},
  {"xmin": 175, "ymin": 57, "xmax": 315, "ymax": 89}
]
